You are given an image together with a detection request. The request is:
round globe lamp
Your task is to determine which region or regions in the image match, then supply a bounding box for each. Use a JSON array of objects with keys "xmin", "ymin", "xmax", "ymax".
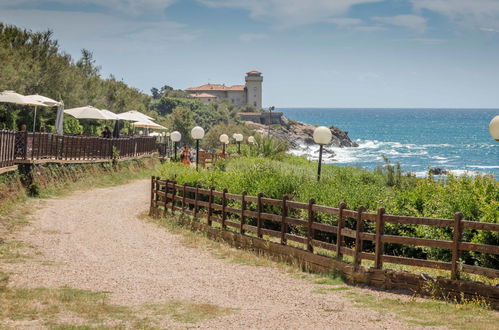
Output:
[
  {"xmin": 170, "ymin": 131, "xmax": 181, "ymax": 161},
  {"xmin": 219, "ymin": 134, "xmax": 229, "ymax": 156},
  {"xmin": 235, "ymin": 133, "xmax": 244, "ymax": 154},
  {"xmin": 313, "ymin": 126, "xmax": 333, "ymax": 181},
  {"xmin": 191, "ymin": 126, "xmax": 205, "ymax": 170},
  {"xmin": 490, "ymin": 116, "xmax": 499, "ymax": 141}
]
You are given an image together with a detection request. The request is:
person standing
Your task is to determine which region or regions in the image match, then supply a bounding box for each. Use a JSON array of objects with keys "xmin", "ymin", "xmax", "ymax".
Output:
[{"xmin": 181, "ymin": 145, "xmax": 191, "ymax": 166}]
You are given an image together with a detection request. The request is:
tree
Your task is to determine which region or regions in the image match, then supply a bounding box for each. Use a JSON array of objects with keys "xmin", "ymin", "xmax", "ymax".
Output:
[{"xmin": 168, "ymin": 106, "xmax": 195, "ymax": 145}]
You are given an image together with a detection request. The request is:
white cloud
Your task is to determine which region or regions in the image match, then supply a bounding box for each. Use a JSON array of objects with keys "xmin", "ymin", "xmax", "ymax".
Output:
[
  {"xmin": 0, "ymin": 9, "xmax": 199, "ymax": 50},
  {"xmin": 328, "ymin": 17, "xmax": 363, "ymax": 27},
  {"xmin": 0, "ymin": 0, "xmax": 177, "ymax": 17},
  {"xmin": 372, "ymin": 14, "xmax": 426, "ymax": 33},
  {"xmin": 239, "ymin": 33, "xmax": 268, "ymax": 42},
  {"xmin": 412, "ymin": 0, "xmax": 499, "ymax": 31},
  {"xmin": 198, "ymin": 0, "xmax": 382, "ymax": 28}
]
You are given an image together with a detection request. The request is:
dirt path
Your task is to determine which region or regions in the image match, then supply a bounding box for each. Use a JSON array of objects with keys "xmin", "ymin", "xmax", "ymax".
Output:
[{"xmin": 5, "ymin": 180, "xmax": 420, "ymax": 329}]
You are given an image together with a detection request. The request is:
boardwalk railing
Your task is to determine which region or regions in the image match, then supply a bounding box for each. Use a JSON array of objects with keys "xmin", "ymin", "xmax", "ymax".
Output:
[
  {"xmin": 150, "ymin": 178, "xmax": 499, "ymax": 280},
  {"xmin": 0, "ymin": 132, "xmax": 157, "ymax": 168},
  {"xmin": 0, "ymin": 129, "xmax": 16, "ymax": 168}
]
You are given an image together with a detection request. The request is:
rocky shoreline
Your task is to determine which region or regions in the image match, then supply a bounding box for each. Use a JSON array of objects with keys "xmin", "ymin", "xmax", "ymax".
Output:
[{"xmin": 244, "ymin": 117, "xmax": 358, "ymax": 160}]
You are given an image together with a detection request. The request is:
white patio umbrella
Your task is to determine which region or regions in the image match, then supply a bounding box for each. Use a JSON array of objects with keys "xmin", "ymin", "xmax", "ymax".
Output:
[
  {"xmin": 0, "ymin": 91, "xmax": 47, "ymax": 132},
  {"xmin": 131, "ymin": 119, "xmax": 166, "ymax": 130},
  {"xmin": 117, "ymin": 110, "xmax": 154, "ymax": 122},
  {"xmin": 64, "ymin": 105, "xmax": 108, "ymax": 120},
  {"xmin": 25, "ymin": 94, "xmax": 61, "ymax": 133},
  {"xmin": 100, "ymin": 109, "xmax": 120, "ymax": 120},
  {"xmin": 25, "ymin": 94, "xmax": 61, "ymax": 107}
]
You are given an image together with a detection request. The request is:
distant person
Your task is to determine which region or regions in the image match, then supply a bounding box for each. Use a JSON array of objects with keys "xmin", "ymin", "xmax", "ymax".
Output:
[
  {"xmin": 101, "ymin": 126, "xmax": 111, "ymax": 138},
  {"xmin": 181, "ymin": 146, "xmax": 191, "ymax": 166},
  {"xmin": 39, "ymin": 126, "xmax": 46, "ymax": 133},
  {"xmin": 19, "ymin": 124, "xmax": 27, "ymax": 132}
]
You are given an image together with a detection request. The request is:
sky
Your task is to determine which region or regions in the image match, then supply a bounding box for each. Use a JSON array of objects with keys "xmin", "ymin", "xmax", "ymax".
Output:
[{"xmin": 1, "ymin": 0, "xmax": 498, "ymax": 108}]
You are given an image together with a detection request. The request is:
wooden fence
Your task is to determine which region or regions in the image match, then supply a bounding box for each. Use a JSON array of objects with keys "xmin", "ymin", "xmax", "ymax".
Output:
[
  {"xmin": 12, "ymin": 132, "xmax": 157, "ymax": 163},
  {"xmin": 0, "ymin": 130, "xmax": 16, "ymax": 169},
  {"xmin": 150, "ymin": 178, "xmax": 499, "ymax": 281}
]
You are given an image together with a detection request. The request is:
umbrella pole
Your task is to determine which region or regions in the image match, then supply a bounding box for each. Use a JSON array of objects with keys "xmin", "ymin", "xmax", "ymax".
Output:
[{"xmin": 33, "ymin": 106, "xmax": 37, "ymax": 132}]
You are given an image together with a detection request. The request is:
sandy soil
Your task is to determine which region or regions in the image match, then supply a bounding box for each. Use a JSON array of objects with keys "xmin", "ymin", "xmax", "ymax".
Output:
[{"xmin": 4, "ymin": 180, "xmax": 424, "ymax": 329}]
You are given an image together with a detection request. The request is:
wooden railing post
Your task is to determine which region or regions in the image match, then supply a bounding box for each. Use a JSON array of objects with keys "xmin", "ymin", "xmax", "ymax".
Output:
[
  {"xmin": 307, "ymin": 198, "xmax": 316, "ymax": 252},
  {"xmin": 257, "ymin": 192, "xmax": 264, "ymax": 238},
  {"xmin": 194, "ymin": 184, "xmax": 200, "ymax": 219},
  {"xmin": 222, "ymin": 188, "xmax": 228, "ymax": 229},
  {"xmin": 182, "ymin": 184, "xmax": 187, "ymax": 212},
  {"xmin": 171, "ymin": 181, "xmax": 177, "ymax": 215},
  {"xmin": 208, "ymin": 186, "xmax": 214, "ymax": 226},
  {"xmin": 240, "ymin": 191, "xmax": 247, "ymax": 234},
  {"xmin": 451, "ymin": 212, "xmax": 464, "ymax": 280},
  {"xmin": 150, "ymin": 176, "xmax": 156, "ymax": 209},
  {"xmin": 162, "ymin": 179, "xmax": 170, "ymax": 216},
  {"xmin": 336, "ymin": 202, "xmax": 346, "ymax": 260},
  {"xmin": 374, "ymin": 207, "xmax": 386, "ymax": 269},
  {"xmin": 354, "ymin": 206, "xmax": 366, "ymax": 271},
  {"xmin": 280, "ymin": 195, "xmax": 289, "ymax": 245}
]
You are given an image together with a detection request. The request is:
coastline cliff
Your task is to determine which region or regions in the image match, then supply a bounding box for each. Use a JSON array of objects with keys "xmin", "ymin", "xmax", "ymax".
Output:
[{"xmin": 243, "ymin": 115, "xmax": 358, "ymax": 160}]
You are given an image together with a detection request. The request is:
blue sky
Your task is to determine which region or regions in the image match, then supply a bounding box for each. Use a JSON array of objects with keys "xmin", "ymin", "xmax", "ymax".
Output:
[{"xmin": 1, "ymin": 0, "xmax": 498, "ymax": 108}]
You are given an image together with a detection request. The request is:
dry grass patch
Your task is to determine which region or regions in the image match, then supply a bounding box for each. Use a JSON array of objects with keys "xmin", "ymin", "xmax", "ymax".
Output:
[
  {"xmin": 144, "ymin": 300, "xmax": 235, "ymax": 324},
  {"xmin": 346, "ymin": 291, "xmax": 499, "ymax": 329},
  {"xmin": 0, "ymin": 286, "xmax": 233, "ymax": 329}
]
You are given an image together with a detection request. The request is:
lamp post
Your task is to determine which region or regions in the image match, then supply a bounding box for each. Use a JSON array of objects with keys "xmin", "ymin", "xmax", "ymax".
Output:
[
  {"xmin": 490, "ymin": 116, "xmax": 499, "ymax": 141},
  {"xmin": 248, "ymin": 136, "xmax": 255, "ymax": 155},
  {"xmin": 235, "ymin": 133, "xmax": 243, "ymax": 154},
  {"xmin": 313, "ymin": 126, "xmax": 332, "ymax": 182},
  {"xmin": 170, "ymin": 131, "xmax": 181, "ymax": 161},
  {"xmin": 191, "ymin": 126, "xmax": 205, "ymax": 170},
  {"xmin": 220, "ymin": 134, "xmax": 229, "ymax": 156}
]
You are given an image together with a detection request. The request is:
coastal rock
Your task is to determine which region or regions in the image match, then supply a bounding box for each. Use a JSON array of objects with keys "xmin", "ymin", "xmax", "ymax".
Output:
[{"xmin": 244, "ymin": 117, "xmax": 358, "ymax": 160}]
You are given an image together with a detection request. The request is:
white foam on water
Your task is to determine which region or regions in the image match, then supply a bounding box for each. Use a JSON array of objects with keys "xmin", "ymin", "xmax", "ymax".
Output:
[{"xmin": 467, "ymin": 165, "xmax": 499, "ymax": 169}]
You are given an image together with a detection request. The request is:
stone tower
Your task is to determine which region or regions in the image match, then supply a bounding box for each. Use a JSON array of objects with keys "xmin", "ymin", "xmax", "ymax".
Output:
[{"xmin": 245, "ymin": 71, "xmax": 263, "ymax": 110}]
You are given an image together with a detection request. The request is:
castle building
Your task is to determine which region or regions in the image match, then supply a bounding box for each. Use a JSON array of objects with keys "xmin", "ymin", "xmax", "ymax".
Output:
[{"xmin": 185, "ymin": 71, "xmax": 263, "ymax": 109}]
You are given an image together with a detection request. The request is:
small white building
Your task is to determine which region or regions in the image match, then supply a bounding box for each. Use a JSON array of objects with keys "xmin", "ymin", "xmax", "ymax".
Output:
[{"xmin": 185, "ymin": 71, "xmax": 263, "ymax": 109}]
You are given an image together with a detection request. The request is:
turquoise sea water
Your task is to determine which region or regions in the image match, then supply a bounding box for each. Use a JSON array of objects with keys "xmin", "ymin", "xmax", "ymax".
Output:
[{"xmin": 279, "ymin": 108, "xmax": 499, "ymax": 179}]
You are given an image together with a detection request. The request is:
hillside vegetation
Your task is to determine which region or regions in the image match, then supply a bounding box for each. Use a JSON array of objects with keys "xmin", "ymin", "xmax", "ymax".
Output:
[{"xmin": 0, "ymin": 23, "xmax": 248, "ymax": 138}]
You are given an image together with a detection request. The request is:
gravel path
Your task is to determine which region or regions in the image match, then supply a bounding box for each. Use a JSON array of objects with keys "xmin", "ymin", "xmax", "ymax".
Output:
[{"xmin": 6, "ymin": 180, "xmax": 421, "ymax": 329}]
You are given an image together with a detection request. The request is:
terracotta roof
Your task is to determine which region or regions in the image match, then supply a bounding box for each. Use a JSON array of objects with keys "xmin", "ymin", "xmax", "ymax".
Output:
[
  {"xmin": 190, "ymin": 93, "xmax": 217, "ymax": 98},
  {"xmin": 246, "ymin": 70, "xmax": 261, "ymax": 75},
  {"xmin": 186, "ymin": 83, "xmax": 246, "ymax": 91}
]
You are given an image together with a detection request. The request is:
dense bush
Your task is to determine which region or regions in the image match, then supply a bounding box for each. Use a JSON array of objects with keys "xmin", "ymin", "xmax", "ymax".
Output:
[{"xmin": 158, "ymin": 156, "xmax": 498, "ymax": 269}]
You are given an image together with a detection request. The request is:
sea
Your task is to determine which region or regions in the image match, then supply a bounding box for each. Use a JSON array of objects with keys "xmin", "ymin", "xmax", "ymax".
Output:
[{"xmin": 279, "ymin": 108, "xmax": 499, "ymax": 179}]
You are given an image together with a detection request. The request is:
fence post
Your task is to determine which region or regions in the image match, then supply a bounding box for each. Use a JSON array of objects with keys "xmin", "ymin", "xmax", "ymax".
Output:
[
  {"xmin": 280, "ymin": 195, "xmax": 289, "ymax": 245},
  {"xmin": 306, "ymin": 198, "xmax": 316, "ymax": 252},
  {"xmin": 182, "ymin": 184, "xmax": 187, "ymax": 212},
  {"xmin": 451, "ymin": 212, "xmax": 464, "ymax": 280},
  {"xmin": 194, "ymin": 184, "xmax": 200, "ymax": 219},
  {"xmin": 374, "ymin": 207, "xmax": 386, "ymax": 269},
  {"xmin": 171, "ymin": 181, "xmax": 177, "ymax": 215},
  {"xmin": 336, "ymin": 202, "xmax": 346, "ymax": 260},
  {"xmin": 150, "ymin": 176, "xmax": 156, "ymax": 210},
  {"xmin": 208, "ymin": 186, "xmax": 214, "ymax": 226},
  {"xmin": 354, "ymin": 206, "xmax": 366, "ymax": 271},
  {"xmin": 162, "ymin": 179, "xmax": 170, "ymax": 216},
  {"xmin": 257, "ymin": 192, "xmax": 264, "ymax": 238},
  {"xmin": 222, "ymin": 188, "xmax": 228, "ymax": 229},
  {"xmin": 240, "ymin": 191, "xmax": 247, "ymax": 234}
]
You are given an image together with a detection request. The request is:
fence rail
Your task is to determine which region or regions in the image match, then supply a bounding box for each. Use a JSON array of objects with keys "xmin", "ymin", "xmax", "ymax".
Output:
[
  {"xmin": 6, "ymin": 132, "xmax": 157, "ymax": 163},
  {"xmin": 0, "ymin": 130, "xmax": 16, "ymax": 168},
  {"xmin": 150, "ymin": 178, "xmax": 499, "ymax": 280}
]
